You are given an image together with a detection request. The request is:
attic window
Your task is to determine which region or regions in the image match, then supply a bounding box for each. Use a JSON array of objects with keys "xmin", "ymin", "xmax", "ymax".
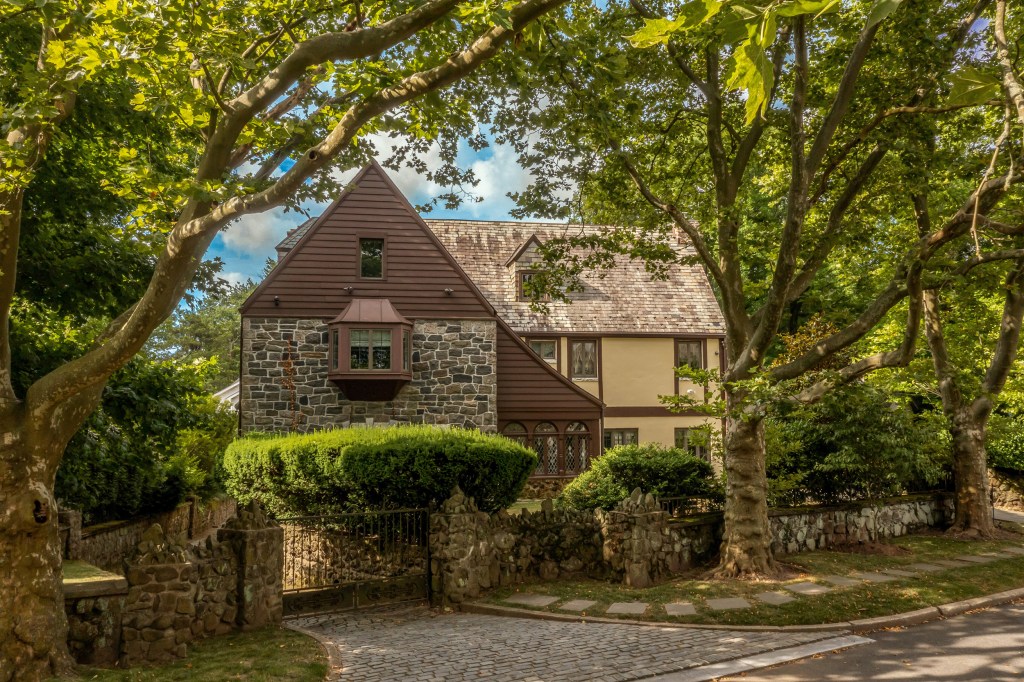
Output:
[
  {"xmin": 518, "ymin": 271, "xmax": 550, "ymax": 302},
  {"xmin": 359, "ymin": 238, "xmax": 384, "ymax": 279}
]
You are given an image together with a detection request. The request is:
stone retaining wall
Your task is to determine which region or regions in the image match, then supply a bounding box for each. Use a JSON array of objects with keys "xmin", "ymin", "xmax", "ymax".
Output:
[
  {"xmin": 429, "ymin": 489, "xmax": 953, "ymax": 605},
  {"xmin": 64, "ymin": 501, "xmax": 282, "ymax": 668},
  {"xmin": 61, "ymin": 497, "xmax": 237, "ymax": 574},
  {"xmin": 991, "ymin": 469, "xmax": 1024, "ymax": 511}
]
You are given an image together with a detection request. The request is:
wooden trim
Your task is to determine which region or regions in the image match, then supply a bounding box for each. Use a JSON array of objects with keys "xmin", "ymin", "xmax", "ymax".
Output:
[
  {"xmin": 504, "ymin": 234, "xmax": 541, "ymax": 267},
  {"xmin": 604, "ymin": 406, "xmax": 710, "ymax": 417},
  {"xmin": 510, "ymin": 331, "xmax": 727, "ymax": 339},
  {"xmin": 525, "ymin": 337, "xmax": 560, "ymax": 370},
  {"xmin": 356, "ymin": 233, "xmax": 387, "ymax": 281},
  {"xmin": 674, "ymin": 337, "xmax": 707, "ymax": 395},
  {"xmin": 568, "ymin": 337, "xmax": 600, "ymax": 381}
]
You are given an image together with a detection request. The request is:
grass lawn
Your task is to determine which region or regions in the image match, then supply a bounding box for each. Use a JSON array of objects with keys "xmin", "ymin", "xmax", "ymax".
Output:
[
  {"xmin": 508, "ymin": 499, "xmax": 545, "ymax": 513},
  {"xmin": 483, "ymin": 531, "xmax": 1024, "ymax": 626},
  {"xmin": 67, "ymin": 627, "xmax": 326, "ymax": 681}
]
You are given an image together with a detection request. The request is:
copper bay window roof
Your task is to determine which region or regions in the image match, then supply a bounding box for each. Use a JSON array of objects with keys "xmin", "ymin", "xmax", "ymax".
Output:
[{"xmin": 329, "ymin": 297, "xmax": 412, "ymax": 326}]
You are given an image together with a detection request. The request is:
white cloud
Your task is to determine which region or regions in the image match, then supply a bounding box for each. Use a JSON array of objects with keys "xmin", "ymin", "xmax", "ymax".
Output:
[
  {"xmin": 220, "ymin": 271, "xmax": 249, "ymax": 286},
  {"xmin": 465, "ymin": 144, "xmax": 534, "ymax": 217},
  {"xmin": 220, "ymin": 207, "xmax": 298, "ymax": 256}
]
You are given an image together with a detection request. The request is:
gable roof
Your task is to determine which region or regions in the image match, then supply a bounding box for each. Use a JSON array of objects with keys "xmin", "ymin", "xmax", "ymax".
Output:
[
  {"xmin": 241, "ymin": 161, "xmax": 496, "ymax": 319},
  {"xmin": 269, "ymin": 175, "xmax": 726, "ymax": 337},
  {"xmin": 424, "ymin": 220, "xmax": 725, "ymax": 336}
]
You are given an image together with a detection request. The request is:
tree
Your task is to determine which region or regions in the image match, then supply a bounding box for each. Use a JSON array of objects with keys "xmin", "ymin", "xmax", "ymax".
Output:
[
  {"xmin": 478, "ymin": 0, "xmax": 1024, "ymax": 576},
  {"xmin": 0, "ymin": 1, "xmax": 566, "ymax": 678}
]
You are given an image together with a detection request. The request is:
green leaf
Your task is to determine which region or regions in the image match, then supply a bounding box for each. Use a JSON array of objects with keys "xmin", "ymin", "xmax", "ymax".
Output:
[
  {"xmin": 727, "ymin": 39, "xmax": 773, "ymax": 124},
  {"xmin": 948, "ymin": 66, "xmax": 1001, "ymax": 106},
  {"xmin": 865, "ymin": 0, "xmax": 904, "ymax": 29},
  {"xmin": 626, "ymin": 0, "xmax": 724, "ymax": 48},
  {"xmin": 776, "ymin": 0, "xmax": 841, "ymax": 18}
]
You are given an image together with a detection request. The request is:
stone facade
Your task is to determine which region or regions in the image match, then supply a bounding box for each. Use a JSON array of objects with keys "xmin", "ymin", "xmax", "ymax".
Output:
[{"xmin": 241, "ymin": 317, "xmax": 497, "ymax": 433}]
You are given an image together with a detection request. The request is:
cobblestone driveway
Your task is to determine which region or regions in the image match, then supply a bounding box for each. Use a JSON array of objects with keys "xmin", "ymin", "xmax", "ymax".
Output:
[{"xmin": 289, "ymin": 606, "xmax": 837, "ymax": 682}]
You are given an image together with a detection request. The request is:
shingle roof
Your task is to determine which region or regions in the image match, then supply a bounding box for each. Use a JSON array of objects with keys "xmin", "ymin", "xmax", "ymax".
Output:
[
  {"xmin": 277, "ymin": 218, "xmax": 725, "ymax": 336},
  {"xmin": 275, "ymin": 217, "xmax": 315, "ymax": 253}
]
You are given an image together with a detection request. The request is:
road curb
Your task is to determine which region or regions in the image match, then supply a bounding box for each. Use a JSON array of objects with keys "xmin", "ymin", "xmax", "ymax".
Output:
[
  {"xmin": 462, "ymin": 586, "xmax": 1024, "ymax": 634},
  {"xmin": 284, "ymin": 621, "xmax": 345, "ymax": 681}
]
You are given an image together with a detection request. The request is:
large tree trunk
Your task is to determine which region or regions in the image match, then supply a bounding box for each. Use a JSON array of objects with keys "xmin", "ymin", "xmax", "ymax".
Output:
[
  {"xmin": 715, "ymin": 400, "xmax": 776, "ymax": 578},
  {"xmin": 0, "ymin": 414, "xmax": 72, "ymax": 682},
  {"xmin": 948, "ymin": 409, "xmax": 996, "ymax": 538}
]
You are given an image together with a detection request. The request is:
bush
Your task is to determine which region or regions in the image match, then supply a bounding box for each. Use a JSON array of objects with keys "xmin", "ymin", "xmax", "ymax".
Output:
[
  {"xmin": 765, "ymin": 384, "xmax": 949, "ymax": 507},
  {"xmin": 559, "ymin": 443, "xmax": 720, "ymax": 511},
  {"xmin": 223, "ymin": 426, "xmax": 538, "ymax": 515},
  {"xmin": 988, "ymin": 415, "xmax": 1024, "ymax": 472}
]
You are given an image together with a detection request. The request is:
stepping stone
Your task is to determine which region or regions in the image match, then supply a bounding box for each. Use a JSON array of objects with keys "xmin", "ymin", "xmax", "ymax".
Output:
[
  {"xmin": 932, "ymin": 559, "xmax": 974, "ymax": 568},
  {"xmin": 558, "ymin": 599, "xmax": 597, "ymax": 613},
  {"xmin": 784, "ymin": 581, "xmax": 832, "ymax": 596},
  {"xmin": 665, "ymin": 602, "xmax": 697, "ymax": 616},
  {"xmin": 1000, "ymin": 546, "xmax": 1024, "ymax": 555},
  {"xmin": 606, "ymin": 601, "xmax": 648, "ymax": 615},
  {"xmin": 706, "ymin": 597, "xmax": 752, "ymax": 611},
  {"xmin": 990, "ymin": 552, "xmax": 1020, "ymax": 559},
  {"xmin": 821, "ymin": 575, "xmax": 861, "ymax": 587},
  {"xmin": 850, "ymin": 572, "xmax": 897, "ymax": 583},
  {"xmin": 907, "ymin": 562, "xmax": 945, "ymax": 572},
  {"xmin": 955, "ymin": 555, "xmax": 996, "ymax": 564},
  {"xmin": 506, "ymin": 594, "xmax": 558, "ymax": 607},
  {"xmin": 881, "ymin": 569, "xmax": 919, "ymax": 578},
  {"xmin": 754, "ymin": 591, "xmax": 795, "ymax": 606}
]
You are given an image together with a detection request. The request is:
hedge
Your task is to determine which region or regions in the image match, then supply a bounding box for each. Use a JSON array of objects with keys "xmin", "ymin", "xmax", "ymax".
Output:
[
  {"xmin": 222, "ymin": 425, "xmax": 537, "ymax": 515},
  {"xmin": 559, "ymin": 443, "xmax": 720, "ymax": 511}
]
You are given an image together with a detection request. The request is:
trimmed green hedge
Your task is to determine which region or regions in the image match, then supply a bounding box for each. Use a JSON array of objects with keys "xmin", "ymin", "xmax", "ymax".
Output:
[
  {"xmin": 222, "ymin": 426, "xmax": 537, "ymax": 515},
  {"xmin": 559, "ymin": 443, "xmax": 720, "ymax": 511}
]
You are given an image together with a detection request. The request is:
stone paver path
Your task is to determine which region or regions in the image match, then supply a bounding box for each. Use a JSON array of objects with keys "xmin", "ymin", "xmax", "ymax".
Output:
[
  {"xmin": 292, "ymin": 606, "xmax": 837, "ymax": 682},
  {"xmin": 784, "ymin": 582, "xmax": 831, "ymax": 596},
  {"xmin": 820, "ymin": 575, "xmax": 861, "ymax": 587},
  {"xmin": 506, "ymin": 594, "xmax": 559, "ymax": 607},
  {"xmin": 879, "ymin": 569, "xmax": 918, "ymax": 578},
  {"xmin": 706, "ymin": 597, "xmax": 752, "ymax": 611},
  {"xmin": 955, "ymin": 555, "xmax": 996, "ymax": 564},
  {"xmin": 754, "ymin": 591, "xmax": 795, "ymax": 606},
  {"xmin": 559, "ymin": 599, "xmax": 597, "ymax": 612},
  {"xmin": 849, "ymin": 572, "xmax": 897, "ymax": 583},
  {"xmin": 906, "ymin": 562, "xmax": 944, "ymax": 572},
  {"xmin": 665, "ymin": 602, "xmax": 697, "ymax": 616},
  {"xmin": 606, "ymin": 601, "xmax": 648, "ymax": 615}
]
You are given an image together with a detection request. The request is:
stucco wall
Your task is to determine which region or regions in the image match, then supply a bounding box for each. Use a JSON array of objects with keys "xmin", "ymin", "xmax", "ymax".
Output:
[{"xmin": 242, "ymin": 317, "xmax": 497, "ymax": 434}]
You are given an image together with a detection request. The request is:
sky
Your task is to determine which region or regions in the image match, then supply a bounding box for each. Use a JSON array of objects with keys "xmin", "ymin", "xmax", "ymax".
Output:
[{"xmin": 207, "ymin": 134, "xmax": 538, "ymax": 286}]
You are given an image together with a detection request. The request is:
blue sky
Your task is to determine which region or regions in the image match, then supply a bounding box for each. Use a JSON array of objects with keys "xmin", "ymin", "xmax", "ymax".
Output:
[{"xmin": 207, "ymin": 135, "xmax": 538, "ymax": 285}]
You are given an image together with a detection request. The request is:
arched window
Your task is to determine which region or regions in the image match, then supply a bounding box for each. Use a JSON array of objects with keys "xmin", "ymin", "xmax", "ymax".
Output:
[
  {"xmin": 502, "ymin": 422, "xmax": 528, "ymax": 447},
  {"xmin": 565, "ymin": 422, "xmax": 590, "ymax": 474},
  {"xmin": 533, "ymin": 422, "xmax": 559, "ymax": 475}
]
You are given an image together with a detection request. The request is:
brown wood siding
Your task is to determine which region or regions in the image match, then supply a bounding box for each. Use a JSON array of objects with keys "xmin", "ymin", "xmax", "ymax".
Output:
[
  {"xmin": 242, "ymin": 163, "xmax": 494, "ymax": 319},
  {"xmin": 496, "ymin": 322, "xmax": 603, "ymax": 421}
]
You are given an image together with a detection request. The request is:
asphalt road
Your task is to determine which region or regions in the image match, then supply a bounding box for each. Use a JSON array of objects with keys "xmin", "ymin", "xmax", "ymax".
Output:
[{"xmin": 721, "ymin": 602, "xmax": 1024, "ymax": 681}]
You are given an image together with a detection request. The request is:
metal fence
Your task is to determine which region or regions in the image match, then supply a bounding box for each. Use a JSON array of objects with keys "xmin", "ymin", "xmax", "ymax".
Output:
[
  {"xmin": 657, "ymin": 496, "xmax": 724, "ymax": 518},
  {"xmin": 278, "ymin": 508, "xmax": 430, "ymax": 615}
]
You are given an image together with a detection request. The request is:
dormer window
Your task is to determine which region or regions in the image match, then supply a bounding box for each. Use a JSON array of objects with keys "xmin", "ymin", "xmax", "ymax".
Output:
[
  {"xmin": 359, "ymin": 238, "xmax": 384, "ymax": 279},
  {"xmin": 327, "ymin": 298, "xmax": 412, "ymax": 400},
  {"xmin": 518, "ymin": 270, "xmax": 550, "ymax": 302}
]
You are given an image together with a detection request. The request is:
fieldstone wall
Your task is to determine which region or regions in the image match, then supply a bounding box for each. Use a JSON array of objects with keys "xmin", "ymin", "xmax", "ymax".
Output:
[
  {"xmin": 991, "ymin": 469, "xmax": 1024, "ymax": 511},
  {"xmin": 63, "ymin": 501, "xmax": 283, "ymax": 667},
  {"xmin": 520, "ymin": 477, "xmax": 572, "ymax": 500},
  {"xmin": 768, "ymin": 494, "xmax": 954, "ymax": 556},
  {"xmin": 241, "ymin": 317, "xmax": 497, "ymax": 434},
  {"xmin": 429, "ymin": 489, "xmax": 954, "ymax": 605},
  {"xmin": 64, "ymin": 497, "xmax": 237, "ymax": 574}
]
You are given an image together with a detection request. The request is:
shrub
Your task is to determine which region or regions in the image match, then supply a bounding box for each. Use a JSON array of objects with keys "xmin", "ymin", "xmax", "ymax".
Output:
[
  {"xmin": 765, "ymin": 384, "xmax": 949, "ymax": 507},
  {"xmin": 988, "ymin": 415, "xmax": 1024, "ymax": 472},
  {"xmin": 559, "ymin": 443, "xmax": 719, "ymax": 511},
  {"xmin": 223, "ymin": 426, "xmax": 538, "ymax": 515}
]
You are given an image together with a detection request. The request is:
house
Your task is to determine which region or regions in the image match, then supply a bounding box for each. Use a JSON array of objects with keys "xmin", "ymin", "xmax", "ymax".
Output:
[{"xmin": 239, "ymin": 161, "xmax": 725, "ymax": 495}]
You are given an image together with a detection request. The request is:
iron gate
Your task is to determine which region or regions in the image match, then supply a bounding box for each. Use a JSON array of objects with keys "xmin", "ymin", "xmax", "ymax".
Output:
[{"xmin": 279, "ymin": 508, "xmax": 430, "ymax": 616}]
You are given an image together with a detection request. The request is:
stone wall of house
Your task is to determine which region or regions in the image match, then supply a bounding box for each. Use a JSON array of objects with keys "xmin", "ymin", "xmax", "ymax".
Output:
[
  {"xmin": 241, "ymin": 317, "xmax": 497, "ymax": 434},
  {"xmin": 768, "ymin": 494, "xmax": 954, "ymax": 556},
  {"xmin": 429, "ymin": 489, "xmax": 953, "ymax": 605},
  {"xmin": 991, "ymin": 469, "xmax": 1024, "ymax": 511},
  {"xmin": 63, "ymin": 497, "xmax": 237, "ymax": 575}
]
